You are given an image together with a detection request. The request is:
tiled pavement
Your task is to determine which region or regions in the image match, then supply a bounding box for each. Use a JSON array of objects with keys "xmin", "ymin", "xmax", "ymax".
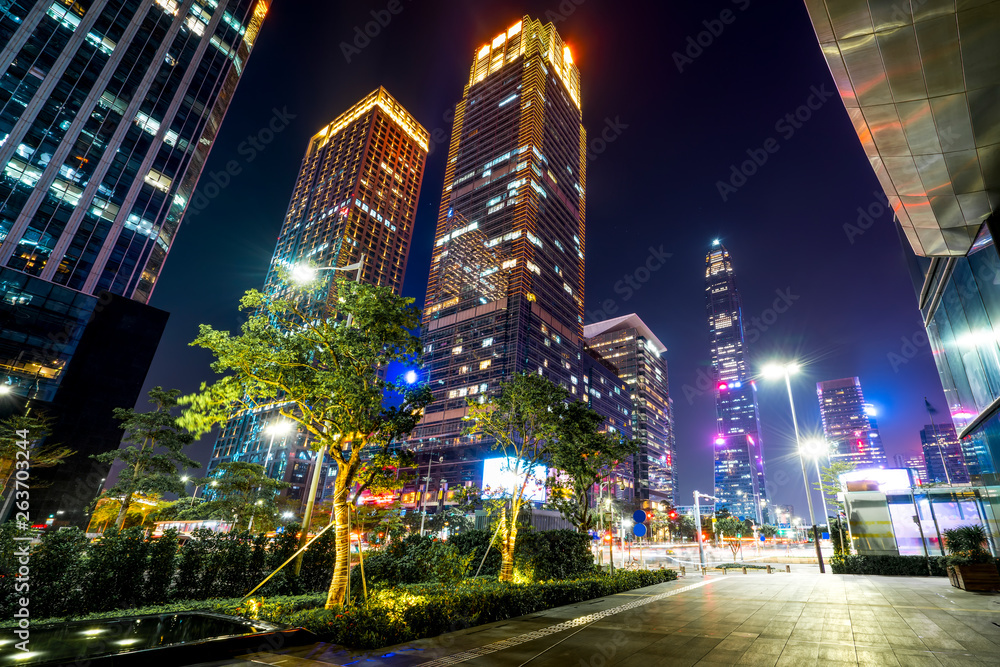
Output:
[{"xmin": 210, "ymin": 572, "xmax": 1000, "ymax": 666}]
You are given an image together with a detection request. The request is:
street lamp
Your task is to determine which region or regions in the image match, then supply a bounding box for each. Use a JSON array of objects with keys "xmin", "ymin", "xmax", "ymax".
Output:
[
  {"xmin": 800, "ymin": 439, "xmax": 831, "ymax": 525},
  {"xmin": 419, "ymin": 455, "xmax": 445, "ymax": 537},
  {"xmin": 263, "ymin": 420, "xmax": 295, "ymax": 478},
  {"xmin": 181, "ymin": 475, "xmax": 203, "ymax": 508},
  {"xmin": 762, "ymin": 361, "xmax": 825, "ymax": 573},
  {"xmin": 290, "ymin": 254, "xmax": 365, "ymax": 576}
]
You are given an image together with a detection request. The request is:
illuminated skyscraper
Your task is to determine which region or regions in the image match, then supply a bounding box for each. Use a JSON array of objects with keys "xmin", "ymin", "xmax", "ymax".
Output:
[
  {"xmin": 705, "ymin": 241, "xmax": 767, "ymax": 523},
  {"xmin": 817, "ymin": 377, "xmax": 888, "ymax": 468},
  {"xmin": 409, "ymin": 16, "xmax": 587, "ymax": 491},
  {"xmin": 0, "ymin": 0, "xmax": 270, "ymax": 525},
  {"xmin": 584, "ymin": 314, "xmax": 675, "ymax": 504},
  {"xmin": 207, "ymin": 87, "xmax": 428, "ymax": 506}
]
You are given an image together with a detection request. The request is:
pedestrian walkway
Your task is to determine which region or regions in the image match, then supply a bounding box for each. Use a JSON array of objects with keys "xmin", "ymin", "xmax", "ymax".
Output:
[{"xmin": 211, "ymin": 572, "xmax": 1000, "ymax": 666}]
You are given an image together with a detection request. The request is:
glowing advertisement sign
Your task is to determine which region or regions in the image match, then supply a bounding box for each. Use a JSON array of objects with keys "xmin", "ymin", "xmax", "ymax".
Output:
[{"xmin": 482, "ymin": 457, "xmax": 547, "ymax": 502}]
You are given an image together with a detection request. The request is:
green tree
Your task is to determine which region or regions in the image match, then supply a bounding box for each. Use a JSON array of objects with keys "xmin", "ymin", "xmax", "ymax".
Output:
[
  {"xmin": 92, "ymin": 388, "xmax": 199, "ymax": 529},
  {"xmin": 0, "ymin": 412, "xmax": 74, "ymax": 502},
  {"xmin": 759, "ymin": 524, "xmax": 779, "ymax": 542},
  {"xmin": 194, "ymin": 461, "xmax": 289, "ymax": 531},
  {"xmin": 179, "ymin": 275, "xmax": 430, "ymax": 610},
  {"xmin": 715, "ymin": 515, "xmax": 753, "ymax": 559},
  {"xmin": 464, "ymin": 373, "xmax": 565, "ymax": 582},
  {"xmin": 812, "ymin": 460, "xmax": 857, "ymax": 516},
  {"xmin": 545, "ymin": 401, "xmax": 638, "ymax": 533}
]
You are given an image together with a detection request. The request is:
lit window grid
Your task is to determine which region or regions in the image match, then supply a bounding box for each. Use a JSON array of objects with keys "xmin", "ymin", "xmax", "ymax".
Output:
[{"xmin": 0, "ymin": 1, "xmax": 269, "ymax": 301}]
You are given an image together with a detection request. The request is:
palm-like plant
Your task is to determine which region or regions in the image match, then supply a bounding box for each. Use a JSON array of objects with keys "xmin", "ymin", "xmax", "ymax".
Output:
[{"xmin": 943, "ymin": 524, "xmax": 992, "ymax": 565}]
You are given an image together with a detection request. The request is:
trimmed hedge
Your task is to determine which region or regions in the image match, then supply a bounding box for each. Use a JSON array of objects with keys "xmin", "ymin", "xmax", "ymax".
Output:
[
  {"xmin": 831, "ymin": 555, "xmax": 948, "ymax": 576},
  {"xmin": 714, "ymin": 562, "xmax": 767, "ymax": 570},
  {"xmin": 223, "ymin": 569, "xmax": 678, "ymax": 649},
  {"xmin": 448, "ymin": 529, "xmax": 595, "ymax": 580}
]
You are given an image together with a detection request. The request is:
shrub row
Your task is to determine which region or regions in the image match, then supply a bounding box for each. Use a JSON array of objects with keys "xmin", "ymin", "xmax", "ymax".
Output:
[
  {"xmin": 831, "ymin": 554, "xmax": 1000, "ymax": 577},
  {"xmin": 0, "ymin": 522, "xmax": 336, "ymax": 618},
  {"xmin": 223, "ymin": 569, "xmax": 679, "ymax": 649},
  {"xmin": 830, "ymin": 555, "xmax": 948, "ymax": 576}
]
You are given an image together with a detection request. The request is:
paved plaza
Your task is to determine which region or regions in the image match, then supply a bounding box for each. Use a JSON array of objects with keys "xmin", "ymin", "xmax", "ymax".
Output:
[{"xmin": 215, "ymin": 572, "xmax": 1000, "ymax": 666}]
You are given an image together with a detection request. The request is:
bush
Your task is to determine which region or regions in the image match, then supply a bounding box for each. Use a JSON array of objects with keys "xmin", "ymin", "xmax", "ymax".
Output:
[
  {"xmin": 358, "ymin": 535, "xmax": 470, "ymax": 591},
  {"xmin": 830, "ymin": 554, "xmax": 948, "ymax": 576},
  {"xmin": 224, "ymin": 569, "xmax": 678, "ymax": 649},
  {"xmin": 449, "ymin": 530, "xmax": 501, "ymax": 577},
  {"xmin": 516, "ymin": 530, "xmax": 594, "ymax": 580},
  {"xmin": 449, "ymin": 529, "xmax": 594, "ymax": 581}
]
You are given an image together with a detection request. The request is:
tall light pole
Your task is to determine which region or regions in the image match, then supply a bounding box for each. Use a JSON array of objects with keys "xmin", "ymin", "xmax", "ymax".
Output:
[
  {"xmin": 289, "ymin": 255, "xmax": 365, "ymax": 576},
  {"xmin": 419, "ymin": 455, "xmax": 444, "ymax": 537},
  {"xmin": 801, "ymin": 439, "xmax": 830, "ymax": 525},
  {"xmin": 762, "ymin": 361, "xmax": 825, "ymax": 573}
]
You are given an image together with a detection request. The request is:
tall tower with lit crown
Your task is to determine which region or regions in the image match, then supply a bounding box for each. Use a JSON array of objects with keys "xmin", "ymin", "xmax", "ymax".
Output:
[
  {"xmin": 206, "ymin": 87, "xmax": 428, "ymax": 508},
  {"xmin": 706, "ymin": 241, "xmax": 768, "ymax": 523},
  {"xmin": 409, "ymin": 16, "xmax": 588, "ymax": 491}
]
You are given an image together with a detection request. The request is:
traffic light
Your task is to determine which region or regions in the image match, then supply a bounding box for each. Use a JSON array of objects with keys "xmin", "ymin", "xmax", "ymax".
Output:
[{"xmin": 668, "ymin": 510, "xmax": 677, "ymax": 520}]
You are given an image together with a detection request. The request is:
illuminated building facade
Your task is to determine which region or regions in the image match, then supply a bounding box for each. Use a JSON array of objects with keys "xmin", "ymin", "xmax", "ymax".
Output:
[
  {"xmin": 706, "ymin": 241, "xmax": 767, "ymax": 523},
  {"xmin": 894, "ymin": 453, "xmax": 929, "ymax": 485},
  {"xmin": 804, "ymin": 1, "xmax": 999, "ymax": 482},
  {"xmin": 584, "ymin": 314, "xmax": 675, "ymax": 504},
  {"xmin": 817, "ymin": 377, "xmax": 888, "ymax": 468},
  {"xmin": 921, "ymin": 423, "xmax": 970, "ymax": 485},
  {"xmin": 408, "ymin": 16, "xmax": 588, "ymax": 495},
  {"xmin": 0, "ymin": 0, "xmax": 270, "ymax": 526},
  {"xmin": 206, "ymin": 87, "xmax": 428, "ymax": 507}
]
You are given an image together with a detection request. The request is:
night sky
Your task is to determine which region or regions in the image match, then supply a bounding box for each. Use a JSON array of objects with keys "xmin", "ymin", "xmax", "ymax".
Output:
[{"xmin": 137, "ymin": 0, "xmax": 949, "ymax": 519}]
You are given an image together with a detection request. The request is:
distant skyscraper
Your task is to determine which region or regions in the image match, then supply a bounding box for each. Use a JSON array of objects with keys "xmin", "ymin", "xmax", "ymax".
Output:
[
  {"xmin": 585, "ymin": 314, "xmax": 675, "ymax": 504},
  {"xmin": 817, "ymin": 378, "xmax": 887, "ymax": 468},
  {"xmin": 893, "ymin": 453, "xmax": 928, "ymax": 485},
  {"xmin": 409, "ymin": 16, "xmax": 589, "ymax": 491},
  {"xmin": 0, "ymin": 0, "xmax": 270, "ymax": 525},
  {"xmin": 705, "ymin": 241, "xmax": 767, "ymax": 523},
  {"xmin": 207, "ymin": 87, "xmax": 428, "ymax": 506},
  {"xmin": 921, "ymin": 423, "xmax": 970, "ymax": 485}
]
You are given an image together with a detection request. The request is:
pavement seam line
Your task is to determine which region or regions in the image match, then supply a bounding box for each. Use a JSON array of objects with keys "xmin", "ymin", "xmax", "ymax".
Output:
[{"xmin": 416, "ymin": 578, "xmax": 723, "ymax": 667}]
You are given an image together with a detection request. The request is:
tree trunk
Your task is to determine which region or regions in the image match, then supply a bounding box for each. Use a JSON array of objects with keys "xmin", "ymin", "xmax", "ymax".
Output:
[
  {"xmin": 324, "ymin": 490, "xmax": 351, "ymax": 609},
  {"xmin": 114, "ymin": 493, "xmax": 133, "ymax": 530},
  {"xmin": 499, "ymin": 503, "xmax": 519, "ymax": 582}
]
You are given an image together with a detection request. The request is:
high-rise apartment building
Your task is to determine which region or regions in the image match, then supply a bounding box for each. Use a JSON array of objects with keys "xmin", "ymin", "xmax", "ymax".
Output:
[
  {"xmin": 584, "ymin": 314, "xmax": 675, "ymax": 504},
  {"xmin": 206, "ymin": 87, "xmax": 428, "ymax": 507},
  {"xmin": 921, "ymin": 423, "xmax": 970, "ymax": 485},
  {"xmin": 817, "ymin": 377, "xmax": 888, "ymax": 468},
  {"xmin": 0, "ymin": 0, "xmax": 271, "ymax": 525},
  {"xmin": 409, "ymin": 16, "xmax": 588, "ymax": 491},
  {"xmin": 705, "ymin": 241, "xmax": 767, "ymax": 523}
]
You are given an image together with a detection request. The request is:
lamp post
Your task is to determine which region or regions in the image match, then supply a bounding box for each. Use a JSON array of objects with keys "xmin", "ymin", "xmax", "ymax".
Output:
[
  {"xmin": 419, "ymin": 454, "xmax": 444, "ymax": 537},
  {"xmin": 289, "ymin": 255, "xmax": 365, "ymax": 576},
  {"xmin": 800, "ymin": 439, "xmax": 831, "ymax": 525},
  {"xmin": 262, "ymin": 420, "xmax": 294, "ymax": 480},
  {"xmin": 762, "ymin": 361, "xmax": 825, "ymax": 573}
]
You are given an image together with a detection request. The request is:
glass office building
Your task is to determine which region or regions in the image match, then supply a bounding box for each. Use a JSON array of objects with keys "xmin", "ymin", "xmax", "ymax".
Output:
[
  {"xmin": 584, "ymin": 313, "xmax": 675, "ymax": 504},
  {"xmin": 0, "ymin": 0, "xmax": 270, "ymax": 525},
  {"xmin": 804, "ymin": 0, "xmax": 1000, "ymax": 482},
  {"xmin": 706, "ymin": 241, "xmax": 768, "ymax": 523},
  {"xmin": 817, "ymin": 377, "xmax": 888, "ymax": 468}
]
